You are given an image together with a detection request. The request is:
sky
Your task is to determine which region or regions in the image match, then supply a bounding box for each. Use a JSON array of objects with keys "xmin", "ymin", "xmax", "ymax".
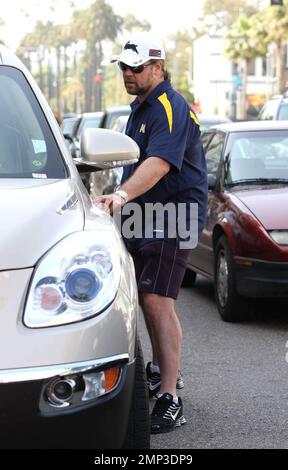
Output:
[{"xmin": 0, "ymin": 0, "xmax": 204, "ymax": 50}]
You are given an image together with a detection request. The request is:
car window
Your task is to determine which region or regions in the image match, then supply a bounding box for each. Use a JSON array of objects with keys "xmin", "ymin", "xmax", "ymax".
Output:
[
  {"xmin": 205, "ymin": 132, "xmax": 226, "ymax": 174},
  {"xmin": 278, "ymin": 104, "xmax": 288, "ymax": 120},
  {"xmin": 0, "ymin": 66, "xmax": 67, "ymax": 179},
  {"xmin": 201, "ymin": 132, "xmax": 214, "ymax": 150}
]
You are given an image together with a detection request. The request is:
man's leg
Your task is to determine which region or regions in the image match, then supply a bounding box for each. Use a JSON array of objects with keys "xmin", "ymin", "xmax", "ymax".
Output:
[
  {"xmin": 138, "ymin": 293, "xmax": 159, "ymax": 366},
  {"xmin": 141, "ymin": 292, "xmax": 182, "ymax": 397}
]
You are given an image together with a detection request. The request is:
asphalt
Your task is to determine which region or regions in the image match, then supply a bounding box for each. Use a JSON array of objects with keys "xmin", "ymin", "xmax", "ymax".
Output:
[{"xmin": 139, "ymin": 275, "xmax": 288, "ymax": 449}]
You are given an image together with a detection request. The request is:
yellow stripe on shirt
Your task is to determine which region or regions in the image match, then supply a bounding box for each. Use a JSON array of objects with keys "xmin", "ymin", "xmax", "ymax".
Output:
[
  {"xmin": 158, "ymin": 92, "xmax": 173, "ymax": 134},
  {"xmin": 190, "ymin": 110, "xmax": 200, "ymax": 126}
]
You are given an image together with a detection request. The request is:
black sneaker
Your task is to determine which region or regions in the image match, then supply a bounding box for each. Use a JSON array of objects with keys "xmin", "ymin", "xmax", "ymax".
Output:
[
  {"xmin": 151, "ymin": 393, "xmax": 186, "ymax": 434},
  {"xmin": 146, "ymin": 362, "xmax": 161, "ymax": 397},
  {"xmin": 146, "ymin": 362, "xmax": 184, "ymax": 398}
]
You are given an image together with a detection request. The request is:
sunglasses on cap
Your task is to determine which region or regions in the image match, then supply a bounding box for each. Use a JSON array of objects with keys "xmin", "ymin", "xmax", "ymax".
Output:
[{"xmin": 118, "ymin": 61, "xmax": 155, "ymax": 74}]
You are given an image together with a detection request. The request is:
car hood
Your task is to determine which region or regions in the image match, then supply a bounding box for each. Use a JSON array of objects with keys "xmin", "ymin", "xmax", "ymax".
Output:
[
  {"xmin": 232, "ymin": 185, "xmax": 288, "ymax": 230},
  {"xmin": 0, "ymin": 179, "xmax": 84, "ymax": 270}
]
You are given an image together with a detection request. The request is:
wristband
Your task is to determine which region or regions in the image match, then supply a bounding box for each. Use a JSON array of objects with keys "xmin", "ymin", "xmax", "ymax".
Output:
[{"xmin": 114, "ymin": 189, "xmax": 128, "ymax": 204}]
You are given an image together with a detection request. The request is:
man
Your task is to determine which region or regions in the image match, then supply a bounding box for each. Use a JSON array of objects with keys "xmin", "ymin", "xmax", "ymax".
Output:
[{"xmin": 94, "ymin": 32, "xmax": 207, "ymax": 434}]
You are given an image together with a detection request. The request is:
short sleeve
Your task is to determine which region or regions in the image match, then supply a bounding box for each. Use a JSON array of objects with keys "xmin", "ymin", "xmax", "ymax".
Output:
[{"xmin": 146, "ymin": 93, "xmax": 196, "ymax": 172}]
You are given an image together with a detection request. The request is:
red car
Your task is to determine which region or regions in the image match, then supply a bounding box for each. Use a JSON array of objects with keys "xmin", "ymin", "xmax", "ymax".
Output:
[{"xmin": 185, "ymin": 121, "xmax": 288, "ymax": 322}]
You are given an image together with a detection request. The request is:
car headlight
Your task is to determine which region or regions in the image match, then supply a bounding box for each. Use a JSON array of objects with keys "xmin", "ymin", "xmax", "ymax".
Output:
[
  {"xmin": 24, "ymin": 230, "xmax": 121, "ymax": 328},
  {"xmin": 268, "ymin": 230, "xmax": 288, "ymax": 246}
]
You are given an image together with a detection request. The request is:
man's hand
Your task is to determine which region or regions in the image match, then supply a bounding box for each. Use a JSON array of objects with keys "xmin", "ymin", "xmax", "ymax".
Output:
[{"xmin": 92, "ymin": 193, "xmax": 126, "ymax": 214}]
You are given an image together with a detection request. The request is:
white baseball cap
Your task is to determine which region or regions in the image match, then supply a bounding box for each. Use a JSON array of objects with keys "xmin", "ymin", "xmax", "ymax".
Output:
[{"xmin": 111, "ymin": 32, "xmax": 165, "ymax": 67}]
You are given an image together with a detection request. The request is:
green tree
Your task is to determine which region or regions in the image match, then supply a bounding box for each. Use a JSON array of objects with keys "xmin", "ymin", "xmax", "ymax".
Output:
[
  {"xmin": 260, "ymin": 1, "xmax": 288, "ymax": 93},
  {"xmin": 19, "ymin": 21, "xmax": 54, "ymax": 93},
  {"xmin": 123, "ymin": 14, "xmax": 151, "ymax": 32},
  {"xmin": 202, "ymin": 0, "xmax": 258, "ymax": 30},
  {"xmin": 165, "ymin": 31, "xmax": 195, "ymax": 103},
  {"xmin": 225, "ymin": 14, "xmax": 267, "ymax": 118},
  {"xmin": 72, "ymin": 0, "xmax": 122, "ymax": 111}
]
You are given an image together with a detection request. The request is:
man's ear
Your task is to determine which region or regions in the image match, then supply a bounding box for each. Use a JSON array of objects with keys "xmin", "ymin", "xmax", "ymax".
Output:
[{"xmin": 156, "ymin": 60, "xmax": 164, "ymax": 75}]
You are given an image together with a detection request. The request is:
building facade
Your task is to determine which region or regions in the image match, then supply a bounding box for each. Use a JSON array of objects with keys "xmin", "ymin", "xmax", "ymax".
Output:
[{"xmin": 193, "ymin": 34, "xmax": 277, "ymax": 120}]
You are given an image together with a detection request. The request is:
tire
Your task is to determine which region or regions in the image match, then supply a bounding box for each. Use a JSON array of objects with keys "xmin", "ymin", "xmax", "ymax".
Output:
[
  {"xmin": 122, "ymin": 337, "xmax": 150, "ymax": 449},
  {"xmin": 214, "ymin": 235, "xmax": 248, "ymax": 322},
  {"xmin": 181, "ymin": 269, "xmax": 197, "ymax": 287}
]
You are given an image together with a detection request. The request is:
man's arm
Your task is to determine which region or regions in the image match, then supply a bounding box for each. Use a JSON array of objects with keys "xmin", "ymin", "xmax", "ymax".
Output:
[{"xmin": 93, "ymin": 157, "xmax": 171, "ymax": 213}]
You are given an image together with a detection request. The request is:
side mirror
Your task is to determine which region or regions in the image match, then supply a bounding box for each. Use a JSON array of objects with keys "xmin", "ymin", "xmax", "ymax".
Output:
[
  {"xmin": 75, "ymin": 128, "xmax": 139, "ymax": 172},
  {"xmin": 208, "ymin": 173, "xmax": 217, "ymax": 190}
]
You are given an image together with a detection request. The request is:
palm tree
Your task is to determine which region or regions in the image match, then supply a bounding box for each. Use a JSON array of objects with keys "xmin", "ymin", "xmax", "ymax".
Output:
[
  {"xmin": 71, "ymin": 0, "xmax": 122, "ymax": 111},
  {"xmin": 123, "ymin": 14, "xmax": 151, "ymax": 32},
  {"xmin": 202, "ymin": 0, "xmax": 257, "ymax": 31},
  {"xmin": 20, "ymin": 21, "xmax": 54, "ymax": 93},
  {"xmin": 225, "ymin": 14, "xmax": 267, "ymax": 119},
  {"xmin": 259, "ymin": 2, "xmax": 288, "ymax": 94}
]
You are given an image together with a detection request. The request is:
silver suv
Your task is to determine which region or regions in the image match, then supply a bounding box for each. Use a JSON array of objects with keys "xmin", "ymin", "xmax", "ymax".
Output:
[{"xmin": 0, "ymin": 45, "xmax": 149, "ymax": 449}]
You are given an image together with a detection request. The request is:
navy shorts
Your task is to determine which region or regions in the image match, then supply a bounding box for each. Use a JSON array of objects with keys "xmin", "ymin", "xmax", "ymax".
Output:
[{"xmin": 131, "ymin": 240, "xmax": 191, "ymax": 300}]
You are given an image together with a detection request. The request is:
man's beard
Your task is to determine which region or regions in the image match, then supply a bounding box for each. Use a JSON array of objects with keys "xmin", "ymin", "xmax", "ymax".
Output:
[{"xmin": 124, "ymin": 82, "xmax": 149, "ymax": 96}]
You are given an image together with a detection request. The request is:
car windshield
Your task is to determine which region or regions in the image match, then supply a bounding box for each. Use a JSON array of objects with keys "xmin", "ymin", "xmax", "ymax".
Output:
[
  {"xmin": 226, "ymin": 130, "xmax": 288, "ymax": 185},
  {"xmin": 0, "ymin": 66, "xmax": 67, "ymax": 179}
]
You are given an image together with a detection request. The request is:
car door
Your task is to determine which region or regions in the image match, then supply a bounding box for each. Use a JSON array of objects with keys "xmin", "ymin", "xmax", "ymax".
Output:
[{"xmin": 188, "ymin": 131, "xmax": 226, "ymax": 276}]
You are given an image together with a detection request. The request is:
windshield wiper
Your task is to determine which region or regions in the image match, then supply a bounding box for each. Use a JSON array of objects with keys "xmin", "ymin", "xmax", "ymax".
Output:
[{"xmin": 227, "ymin": 178, "xmax": 288, "ymax": 186}]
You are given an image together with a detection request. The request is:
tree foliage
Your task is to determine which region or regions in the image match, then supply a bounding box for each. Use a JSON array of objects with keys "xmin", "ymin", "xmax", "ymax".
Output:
[
  {"xmin": 259, "ymin": 1, "xmax": 288, "ymax": 93},
  {"xmin": 202, "ymin": 0, "xmax": 258, "ymax": 30},
  {"xmin": 225, "ymin": 12, "xmax": 268, "ymax": 118},
  {"xmin": 123, "ymin": 14, "xmax": 151, "ymax": 33},
  {"xmin": 225, "ymin": 15, "xmax": 267, "ymax": 62}
]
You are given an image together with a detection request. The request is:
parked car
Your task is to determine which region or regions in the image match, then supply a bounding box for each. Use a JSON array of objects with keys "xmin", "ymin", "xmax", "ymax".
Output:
[
  {"xmin": 112, "ymin": 114, "xmax": 129, "ymax": 134},
  {"xmin": 198, "ymin": 114, "xmax": 232, "ymax": 131},
  {"xmin": 184, "ymin": 121, "xmax": 288, "ymax": 322},
  {"xmin": 60, "ymin": 115, "xmax": 80, "ymax": 140},
  {"xmin": 62, "ymin": 112, "xmax": 104, "ymax": 192},
  {"xmin": 99, "ymin": 105, "xmax": 131, "ymax": 130},
  {"xmin": 90, "ymin": 107, "xmax": 131, "ymax": 197},
  {"xmin": 258, "ymin": 96, "xmax": 288, "ymax": 121},
  {"xmin": 70, "ymin": 112, "xmax": 104, "ymax": 158},
  {"xmin": 0, "ymin": 45, "xmax": 149, "ymax": 449}
]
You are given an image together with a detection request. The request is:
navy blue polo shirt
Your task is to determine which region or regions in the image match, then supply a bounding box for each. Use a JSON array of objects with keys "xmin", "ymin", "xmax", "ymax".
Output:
[{"xmin": 121, "ymin": 79, "xmax": 207, "ymax": 251}]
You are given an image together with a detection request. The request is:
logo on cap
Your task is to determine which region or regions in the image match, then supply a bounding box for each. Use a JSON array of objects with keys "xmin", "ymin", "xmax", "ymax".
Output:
[
  {"xmin": 124, "ymin": 41, "xmax": 139, "ymax": 54},
  {"xmin": 149, "ymin": 49, "xmax": 162, "ymax": 57}
]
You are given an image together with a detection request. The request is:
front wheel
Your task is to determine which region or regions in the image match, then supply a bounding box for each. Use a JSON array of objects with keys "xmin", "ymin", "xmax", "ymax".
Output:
[
  {"xmin": 214, "ymin": 235, "xmax": 248, "ymax": 322},
  {"xmin": 122, "ymin": 338, "xmax": 150, "ymax": 449}
]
